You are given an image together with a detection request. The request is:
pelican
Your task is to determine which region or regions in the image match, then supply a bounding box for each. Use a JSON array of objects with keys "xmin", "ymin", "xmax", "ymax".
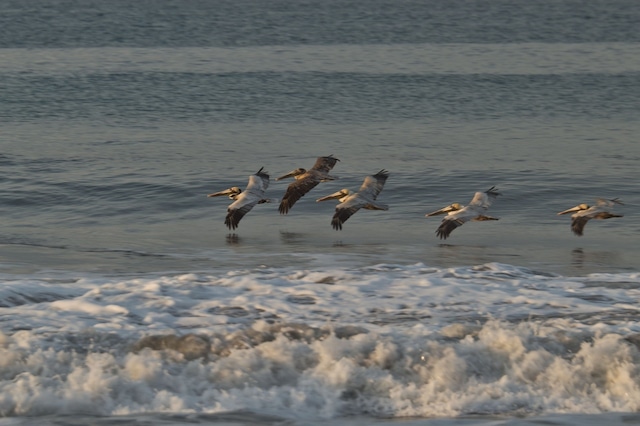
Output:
[
  {"xmin": 425, "ymin": 186, "xmax": 501, "ymax": 240},
  {"xmin": 557, "ymin": 198, "xmax": 624, "ymax": 236},
  {"xmin": 316, "ymin": 169, "xmax": 389, "ymax": 230},
  {"xmin": 276, "ymin": 155, "xmax": 340, "ymax": 214},
  {"xmin": 207, "ymin": 167, "xmax": 272, "ymax": 230}
]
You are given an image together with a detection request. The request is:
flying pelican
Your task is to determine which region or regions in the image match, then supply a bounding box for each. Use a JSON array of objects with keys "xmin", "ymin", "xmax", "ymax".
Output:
[
  {"xmin": 316, "ymin": 169, "xmax": 389, "ymax": 230},
  {"xmin": 557, "ymin": 198, "xmax": 624, "ymax": 236},
  {"xmin": 275, "ymin": 155, "xmax": 340, "ymax": 214},
  {"xmin": 207, "ymin": 167, "xmax": 272, "ymax": 230},
  {"xmin": 425, "ymin": 186, "xmax": 501, "ymax": 240}
]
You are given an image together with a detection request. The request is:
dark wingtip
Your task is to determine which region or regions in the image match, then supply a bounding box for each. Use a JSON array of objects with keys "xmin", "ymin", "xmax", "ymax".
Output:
[
  {"xmin": 224, "ymin": 218, "xmax": 238, "ymax": 230},
  {"xmin": 278, "ymin": 204, "xmax": 289, "ymax": 215},
  {"xmin": 485, "ymin": 186, "xmax": 501, "ymax": 197}
]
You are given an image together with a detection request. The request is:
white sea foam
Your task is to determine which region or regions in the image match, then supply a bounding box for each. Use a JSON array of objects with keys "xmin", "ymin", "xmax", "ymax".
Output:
[{"xmin": 1, "ymin": 263, "xmax": 640, "ymax": 421}]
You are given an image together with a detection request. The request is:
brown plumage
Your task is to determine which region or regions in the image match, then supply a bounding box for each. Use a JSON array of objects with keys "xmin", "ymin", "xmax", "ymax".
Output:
[{"xmin": 276, "ymin": 155, "xmax": 340, "ymax": 214}]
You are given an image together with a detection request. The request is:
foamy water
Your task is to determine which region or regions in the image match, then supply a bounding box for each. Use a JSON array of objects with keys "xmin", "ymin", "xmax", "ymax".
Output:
[{"xmin": 1, "ymin": 261, "xmax": 640, "ymax": 423}]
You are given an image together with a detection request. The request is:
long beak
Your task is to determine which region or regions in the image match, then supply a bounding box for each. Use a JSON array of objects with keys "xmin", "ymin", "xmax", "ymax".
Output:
[
  {"xmin": 207, "ymin": 188, "xmax": 235, "ymax": 197},
  {"xmin": 275, "ymin": 170, "xmax": 298, "ymax": 181},
  {"xmin": 557, "ymin": 205, "xmax": 583, "ymax": 215},
  {"xmin": 316, "ymin": 190, "xmax": 345, "ymax": 202},
  {"xmin": 425, "ymin": 205, "xmax": 456, "ymax": 217}
]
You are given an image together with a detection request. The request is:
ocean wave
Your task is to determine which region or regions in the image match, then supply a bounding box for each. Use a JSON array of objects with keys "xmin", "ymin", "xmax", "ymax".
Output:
[{"xmin": 1, "ymin": 263, "xmax": 640, "ymax": 419}]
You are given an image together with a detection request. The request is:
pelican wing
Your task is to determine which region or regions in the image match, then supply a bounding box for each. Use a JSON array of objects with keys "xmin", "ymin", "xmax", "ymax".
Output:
[
  {"xmin": 570, "ymin": 216, "xmax": 590, "ymax": 236},
  {"xmin": 331, "ymin": 205, "xmax": 361, "ymax": 230},
  {"xmin": 468, "ymin": 186, "xmax": 500, "ymax": 209},
  {"xmin": 225, "ymin": 203, "xmax": 255, "ymax": 230},
  {"xmin": 311, "ymin": 155, "xmax": 340, "ymax": 173},
  {"xmin": 245, "ymin": 167, "xmax": 269, "ymax": 195},
  {"xmin": 435, "ymin": 218, "xmax": 465, "ymax": 240},
  {"xmin": 357, "ymin": 169, "xmax": 389, "ymax": 200},
  {"xmin": 278, "ymin": 177, "xmax": 322, "ymax": 214},
  {"xmin": 224, "ymin": 191, "xmax": 265, "ymax": 230},
  {"xmin": 433, "ymin": 205, "xmax": 485, "ymax": 239},
  {"xmin": 595, "ymin": 198, "xmax": 623, "ymax": 207}
]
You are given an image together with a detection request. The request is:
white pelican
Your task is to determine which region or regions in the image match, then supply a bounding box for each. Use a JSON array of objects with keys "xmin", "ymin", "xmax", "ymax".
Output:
[
  {"xmin": 316, "ymin": 169, "xmax": 389, "ymax": 230},
  {"xmin": 207, "ymin": 167, "xmax": 272, "ymax": 230},
  {"xmin": 557, "ymin": 198, "xmax": 624, "ymax": 236},
  {"xmin": 425, "ymin": 186, "xmax": 501, "ymax": 240},
  {"xmin": 276, "ymin": 155, "xmax": 340, "ymax": 214}
]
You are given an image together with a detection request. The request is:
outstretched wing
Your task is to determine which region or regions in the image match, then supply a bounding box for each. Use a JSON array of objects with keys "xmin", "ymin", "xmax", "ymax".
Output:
[
  {"xmin": 245, "ymin": 167, "xmax": 269, "ymax": 195},
  {"xmin": 331, "ymin": 205, "xmax": 361, "ymax": 230},
  {"xmin": 435, "ymin": 218, "xmax": 465, "ymax": 240},
  {"xmin": 278, "ymin": 177, "xmax": 321, "ymax": 214},
  {"xmin": 225, "ymin": 202, "xmax": 256, "ymax": 230},
  {"xmin": 570, "ymin": 216, "xmax": 590, "ymax": 236},
  {"xmin": 310, "ymin": 155, "xmax": 340, "ymax": 173},
  {"xmin": 595, "ymin": 198, "xmax": 624, "ymax": 209},
  {"xmin": 468, "ymin": 186, "xmax": 500, "ymax": 210},
  {"xmin": 357, "ymin": 170, "xmax": 389, "ymax": 200}
]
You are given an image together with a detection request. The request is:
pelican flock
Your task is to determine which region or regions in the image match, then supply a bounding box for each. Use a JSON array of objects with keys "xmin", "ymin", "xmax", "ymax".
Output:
[
  {"xmin": 316, "ymin": 169, "xmax": 389, "ymax": 230},
  {"xmin": 276, "ymin": 155, "xmax": 340, "ymax": 214},
  {"xmin": 207, "ymin": 156, "xmax": 625, "ymax": 238},
  {"xmin": 207, "ymin": 167, "xmax": 273, "ymax": 230},
  {"xmin": 557, "ymin": 198, "xmax": 624, "ymax": 236},
  {"xmin": 425, "ymin": 187, "xmax": 501, "ymax": 239}
]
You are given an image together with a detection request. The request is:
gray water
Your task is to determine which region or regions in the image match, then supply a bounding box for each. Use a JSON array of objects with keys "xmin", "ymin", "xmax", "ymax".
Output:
[
  {"xmin": 2, "ymin": 41, "xmax": 638, "ymax": 275},
  {"xmin": 1, "ymin": 0, "xmax": 640, "ymax": 424}
]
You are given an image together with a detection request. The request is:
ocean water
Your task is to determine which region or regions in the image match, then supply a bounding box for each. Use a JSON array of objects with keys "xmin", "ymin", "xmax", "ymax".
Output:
[{"xmin": 1, "ymin": 0, "xmax": 640, "ymax": 424}]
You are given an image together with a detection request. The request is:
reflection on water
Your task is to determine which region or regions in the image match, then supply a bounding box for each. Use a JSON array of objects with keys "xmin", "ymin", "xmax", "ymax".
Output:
[
  {"xmin": 226, "ymin": 233, "xmax": 241, "ymax": 245},
  {"xmin": 572, "ymin": 248, "xmax": 585, "ymax": 268},
  {"xmin": 433, "ymin": 243, "xmax": 494, "ymax": 267},
  {"xmin": 571, "ymin": 247, "xmax": 621, "ymax": 270},
  {"xmin": 279, "ymin": 231, "xmax": 306, "ymax": 245}
]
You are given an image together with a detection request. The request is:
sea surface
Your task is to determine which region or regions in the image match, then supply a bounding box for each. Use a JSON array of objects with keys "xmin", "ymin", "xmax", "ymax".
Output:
[{"xmin": 1, "ymin": 0, "xmax": 639, "ymax": 425}]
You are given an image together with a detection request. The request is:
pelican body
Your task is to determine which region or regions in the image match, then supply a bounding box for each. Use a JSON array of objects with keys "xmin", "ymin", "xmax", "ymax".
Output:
[
  {"xmin": 557, "ymin": 198, "xmax": 623, "ymax": 236},
  {"xmin": 276, "ymin": 155, "xmax": 340, "ymax": 214},
  {"xmin": 208, "ymin": 167, "xmax": 272, "ymax": 230},
  {"xmin": 426, "ymin": 186, "xmax": 501, "ymax": 240},
  {"xmin": 316, "ymin": 169, "xmax": 389, "ymax": 230}
]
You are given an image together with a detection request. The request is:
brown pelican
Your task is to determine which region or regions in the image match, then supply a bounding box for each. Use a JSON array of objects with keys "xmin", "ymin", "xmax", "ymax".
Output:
[
  {"xmin": 207, "ymin": 167, "xmax": 272, "ymax": 230},
  {"xmin": 276, "ymin": 155, "xmax": 340, "ymax": 214},
  {"xmin": 316, "ymin": 170, "xmax": 389, "ymax": 230},
  {"xmin": 425, "ymin": 186, "xmax": 501, "ymax": 240},
  {"xmin": 557, "ymin": 198, "xmax": 624, "ymax": 236}
]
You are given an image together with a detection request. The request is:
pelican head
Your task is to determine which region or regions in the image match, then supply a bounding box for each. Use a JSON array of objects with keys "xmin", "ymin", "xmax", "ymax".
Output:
[
  {"xmin": 557, "ymin": 203, "xmax": 589, "ymax": 215},
  {"xmin": 316, "ymin": 189, "xmax": 351, "ymax": 202},
  {"xmin": 207, "ymin": 187, "xmax": 242, "ymax": 199},
  {"xmin": 275, "ymin": 168, "xmax": 306, "ymax": 181},
  {"xmin": 425, "ymin": 203, "xmax": 462, "ymax": 217}
]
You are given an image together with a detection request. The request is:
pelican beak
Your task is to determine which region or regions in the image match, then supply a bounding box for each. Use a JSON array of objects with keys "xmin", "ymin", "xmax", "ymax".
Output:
[
  {"xmin": 557, "ymin": 205, "xmax": 583, "ymax": 215},
  {"xmin": 425, "ymin": 205, "xmax": 456, "ymax": 217},
  {"xmin": 207, "ymin": 188, "xmax": 235, "ymax": 197},
  {"xmin": 275, "ymin": 170, "xmax": 299, "ymax": 181},
  {"xmin": 316, "ymin": 190, "xmax": 346, "ymax": 202}
]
